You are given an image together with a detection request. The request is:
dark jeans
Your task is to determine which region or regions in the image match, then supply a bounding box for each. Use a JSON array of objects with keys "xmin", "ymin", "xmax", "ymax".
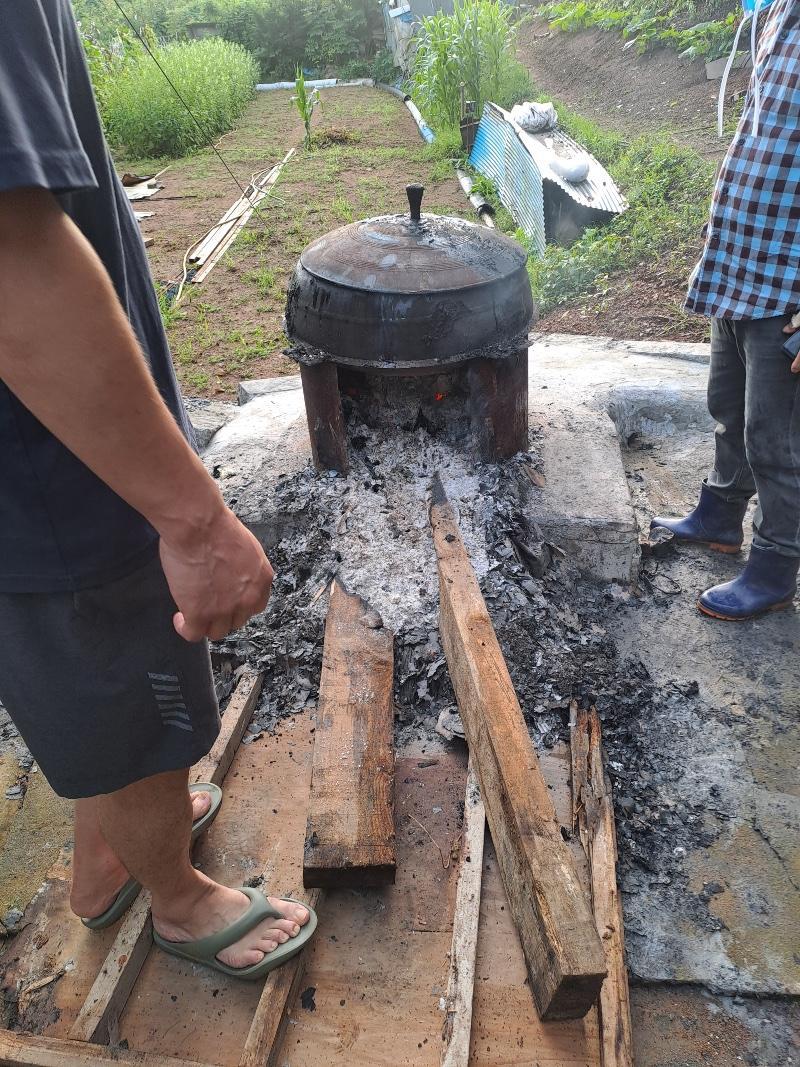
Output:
[{"xmin": 708, "ymin": 315, "xmax": 800, "ymax": 557}]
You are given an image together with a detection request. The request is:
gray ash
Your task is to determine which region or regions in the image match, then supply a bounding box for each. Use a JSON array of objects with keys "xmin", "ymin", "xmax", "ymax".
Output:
[{"xmin": 214, "ymin": 418, "xmax": 726, "ymax": 936}]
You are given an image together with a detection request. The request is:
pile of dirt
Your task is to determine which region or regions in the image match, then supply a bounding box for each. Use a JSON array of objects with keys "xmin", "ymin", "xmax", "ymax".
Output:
[{"xmin": 537, "ymin": 260, "xmax": 711, "ymax": 343}]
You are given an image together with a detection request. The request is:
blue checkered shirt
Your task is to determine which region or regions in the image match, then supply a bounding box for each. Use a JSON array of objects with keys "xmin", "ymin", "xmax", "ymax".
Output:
[{"xmin": 685, "ymin": 0, "xmax": 800, "ymax": 318}]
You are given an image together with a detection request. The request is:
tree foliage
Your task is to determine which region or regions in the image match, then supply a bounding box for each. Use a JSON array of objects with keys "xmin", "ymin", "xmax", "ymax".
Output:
[{"xmin": 72, "ymin": 0, "xmax": 383, "ymax": 79}]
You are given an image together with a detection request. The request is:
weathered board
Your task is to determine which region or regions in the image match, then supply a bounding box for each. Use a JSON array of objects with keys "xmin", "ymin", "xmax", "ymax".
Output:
[
  {"xmin": 430, "ymin": 477, "xmax": 607, "ymax": 1020},
  {"xmin": 570, "ymin": 704, "xmax": 634, "ymax": 1067},
  {"xmin": 440, "ymin": 760, "xmax": 485, "ymax": 1067},
  {"xmin": 303, "ymin": 582, "xmax": 396, "ymax": 888},
  {"xmin": 240, "ymin": 886, "xmax": 324, "ymax": 1067},
  {"xmin": 68, "ymin": 669, "xmax": 263, "ymax": 1046},
  {"xmin": 0, "ymin": 1030, "xmax": 197, "ymax": 1066}
]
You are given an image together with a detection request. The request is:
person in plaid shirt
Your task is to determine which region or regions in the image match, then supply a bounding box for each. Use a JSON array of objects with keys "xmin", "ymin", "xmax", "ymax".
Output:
[{"xmin": 652, "ymin": 0, "xmax": 800, "ymax": 620}]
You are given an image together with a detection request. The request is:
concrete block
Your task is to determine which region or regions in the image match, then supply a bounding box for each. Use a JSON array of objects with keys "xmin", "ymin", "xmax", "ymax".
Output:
[
  {"xmin": 238, "ymin": 375, "xmax": 302, "ymax": 405},
  {"xmin": 183, "ymin": 398, "xmax": 238, "ymax": 450},
  {"xmin": 603, "ymin": 381, "xmax": 715, "ymax": 441},
  {"xmin": 526, "ymin": 401, "xmax": 639, "ymax": 585},
  {"xmin": 706, "ymin": 52, "xmax": 750, "ymax": 80},
  {"xmin": 201, "ymin": 388, "xmax": 312, "ymax": 549}
]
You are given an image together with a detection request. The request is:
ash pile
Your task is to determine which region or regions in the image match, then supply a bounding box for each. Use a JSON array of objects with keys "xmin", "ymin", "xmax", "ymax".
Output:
[{"xmin": 213, "ymin": 410, "xmax": 723, "ymax": 970}]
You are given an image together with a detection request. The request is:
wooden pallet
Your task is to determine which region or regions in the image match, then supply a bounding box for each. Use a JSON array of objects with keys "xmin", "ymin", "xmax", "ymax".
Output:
[{"xmin": 0, "ymin": 593, "xmax": 632, "ymax": 1067}]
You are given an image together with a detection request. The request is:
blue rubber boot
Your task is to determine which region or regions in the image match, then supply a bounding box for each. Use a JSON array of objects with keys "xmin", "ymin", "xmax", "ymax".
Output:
[
  {"xmin": 698, "ymin": 546, "xmax": 799, "ymax": 621},
  {"xmin": 651, "ymin": 484, "xmax": 748, "ymax": 553}
]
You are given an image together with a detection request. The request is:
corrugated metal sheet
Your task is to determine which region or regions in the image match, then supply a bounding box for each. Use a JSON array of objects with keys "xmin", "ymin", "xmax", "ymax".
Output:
[
  {"xmin": 468, "ymin": 103, "xmax": 547, "ymax": 255},
  {"xmin": 520, "ymin": 124, "xmax": 628, "ymax": 216},
  {"xmin": 469, "ymin": 103, "xmax": 627, "ymax": 254}
]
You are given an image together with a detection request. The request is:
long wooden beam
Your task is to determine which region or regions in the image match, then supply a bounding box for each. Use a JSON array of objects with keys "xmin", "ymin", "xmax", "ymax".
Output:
[
  {"xmin": 440, "ymin": 760, "xmax": 485, "ymax": 1067},
  {"xmin": 239, "ymin": 886, "xmax": 324, "ymax": 1067},
  {"xmin": 303, "ymin": 581, "xmax": 396, "ymax": 888},
  {"xmin": 0, "ymin": 1029, "xmax": 205, "ymax": 1067},
  {"xmin": 70, "ymin": 669, "xmax": 264, "ymax": 1046},
  {"xmin": 570, "ymin": 704, "xmax": 634, "ymax": 1067},
  {"xmin": 430, "ymin": 477, "xmax": 606, "ymax": 1020}
]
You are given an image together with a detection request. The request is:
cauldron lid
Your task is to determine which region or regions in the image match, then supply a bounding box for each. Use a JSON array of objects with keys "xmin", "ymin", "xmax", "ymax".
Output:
[{"xmin": 299, "ymin": 184, "xmax": 527, "ymax": 295}]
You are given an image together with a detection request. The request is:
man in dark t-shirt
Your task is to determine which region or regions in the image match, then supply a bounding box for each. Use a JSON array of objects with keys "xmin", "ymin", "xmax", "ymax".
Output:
[{"xmin": 0, "ymin": 1, "xmax": 315, "ymax": 977}]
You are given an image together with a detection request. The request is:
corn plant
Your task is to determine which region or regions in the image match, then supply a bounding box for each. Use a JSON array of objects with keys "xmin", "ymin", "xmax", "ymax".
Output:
[
  {"xmin": 292, "ymin": 68, "xmax": 322, "ymax": 149},
  {"xmin": 411, "ymin": 0, "xmax": 530, "ymax": 131}
]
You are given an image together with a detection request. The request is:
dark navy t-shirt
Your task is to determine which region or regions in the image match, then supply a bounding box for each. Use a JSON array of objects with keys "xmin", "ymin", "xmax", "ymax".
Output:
[{"xmin": 0, "ymin": 0, "xmax": 194, "ymax": 592}]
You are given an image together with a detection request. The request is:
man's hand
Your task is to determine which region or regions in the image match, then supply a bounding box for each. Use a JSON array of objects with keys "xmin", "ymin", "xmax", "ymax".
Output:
[
  {"xmin": 782, "ymin": 312, "xmax": 800, "ymax": 373},
  {"xmin": 159, "ymin": 507, "xmax": 274, "ymax": 642}
]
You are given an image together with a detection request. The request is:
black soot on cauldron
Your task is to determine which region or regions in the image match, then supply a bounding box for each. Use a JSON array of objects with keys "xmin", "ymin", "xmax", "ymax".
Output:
[{"xmin": 284, "ymin": 184, "xmax": 537, "ymax": 472}]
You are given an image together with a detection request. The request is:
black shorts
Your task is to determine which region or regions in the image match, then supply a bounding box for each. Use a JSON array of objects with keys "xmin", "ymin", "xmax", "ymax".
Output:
[{"xmin": 0, "ymin": 552, "xmax": 220, "ymax": 799}]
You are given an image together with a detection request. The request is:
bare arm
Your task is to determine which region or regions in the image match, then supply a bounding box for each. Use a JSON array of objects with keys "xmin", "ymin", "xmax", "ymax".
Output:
[{"xmin": 0, "ymin": 187, "xmax": 272, "ymax": 639}]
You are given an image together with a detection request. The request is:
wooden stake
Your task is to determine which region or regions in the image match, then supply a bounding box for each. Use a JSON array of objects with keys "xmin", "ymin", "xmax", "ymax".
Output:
[
  {"xmin": 298, "ymin": 363, "xmax": 349, "ymax": 474},
  {"xmin": 441, "ymin": 760, "xmax": 485, "ymax": 1067},
  {"xmin": 570, "ymin": 703, "xmax": 634, "ymax": 1067},
  {"xmin": 430, "ymin": 478, "xmax": 606, "ymax": 1020},
  {"xmin": 239, "ymin": 886, "xmax": 323, "ymax": 1067},
  {"xmin": 0, "ymin": 1029, "xmax": 202, "ymax": 1067},
  {"xmin": 303, "ymin": 581, "xmax": 396, "ymax": 888},
  {"xmin": 70, "ymin": 670, "xmax": 264, "ymax": 1046}
]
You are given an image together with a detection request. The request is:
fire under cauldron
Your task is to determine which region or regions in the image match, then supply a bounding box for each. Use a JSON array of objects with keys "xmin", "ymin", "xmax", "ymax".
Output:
[{"xmin": 285, "ymin": 184, "xmax": 536, "ymax": 472}]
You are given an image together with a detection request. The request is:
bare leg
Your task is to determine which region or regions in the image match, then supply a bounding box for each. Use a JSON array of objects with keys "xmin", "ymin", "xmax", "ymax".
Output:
[
  {"xmin": 71, "ymin": 788, "xmax": 212, "ymax": 921},
  {"xmin": 96, "ymin": 768, "xmax": 309, "ymax": 968}
]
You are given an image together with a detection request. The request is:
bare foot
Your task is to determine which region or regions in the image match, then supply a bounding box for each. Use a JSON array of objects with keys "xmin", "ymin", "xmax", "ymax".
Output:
[
  {"xmin": 153, "ymin": 877, "xmax": 310, "ymax": 968},
  {"xmin": 72, "ymin": 790, "xmax": 213, "ymax": 920}
]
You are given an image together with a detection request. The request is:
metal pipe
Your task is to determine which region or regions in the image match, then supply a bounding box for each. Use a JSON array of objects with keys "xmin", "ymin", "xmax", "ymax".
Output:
[
  {"xmin": 256, "ymin": 78, "xmax": 374, "ymax": 92},
  {"xmin": 403, "ymin": 98, "xmax": 435, "ymax": 143}
]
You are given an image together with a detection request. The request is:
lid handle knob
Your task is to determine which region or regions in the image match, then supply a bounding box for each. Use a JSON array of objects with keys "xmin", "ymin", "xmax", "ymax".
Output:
[{"xmin": 406, "ymin": 183, "xmax": 424, "ymax": 222}]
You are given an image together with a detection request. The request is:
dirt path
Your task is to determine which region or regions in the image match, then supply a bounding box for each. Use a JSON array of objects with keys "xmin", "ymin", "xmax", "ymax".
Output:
[
  {"xmin": 517, "ymin": 17, "xmax": 749, "ymax": 162},
  {"xmin": 137, "ymin": 87, "xmax": 469, "ymax": 398}
]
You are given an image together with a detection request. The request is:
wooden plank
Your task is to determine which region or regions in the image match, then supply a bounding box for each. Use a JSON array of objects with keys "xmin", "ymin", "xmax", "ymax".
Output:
[
  {"xmin": 303, "ymin": 581, "xmax": 396, "ymax": 888},
  {"xmin": 441, "ymin": 760, "xmax": 485, "ymax": 1067},
  {"xmin": 0, "ymin": 1029, "xmax": 204, "ymax": 1067},
  {"xmin": 298, "ymin": 363, "xmax": 349, "ymax": 474},
  {"xmin": 570, "ymin": 704, "xmax": 634, "ymax": 1067},
  {"xmin": 69, "ymin": 670, "xmax": 263, "ymax": 1046},
  {"xmin": 430, "ymin": 477, "xmax": 606, "ymax": 1021},
  {"xmin": 239, "ymin": 886, "xmax": 324, "ymax": 1067}
]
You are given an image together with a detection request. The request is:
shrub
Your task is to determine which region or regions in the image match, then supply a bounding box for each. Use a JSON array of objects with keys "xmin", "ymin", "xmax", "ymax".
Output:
[
  {"xmin": 411, "ymin": 0, "xmax": 533, "ymax": 129},
  {"xmin": 101, "ymin": 37, "xmax": 258, "ymax": 158}
]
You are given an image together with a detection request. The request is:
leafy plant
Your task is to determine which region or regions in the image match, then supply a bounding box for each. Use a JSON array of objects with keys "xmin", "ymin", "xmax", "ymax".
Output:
[
  {"xmin": 293, "ymin": 68, "xmax": 322, "ymax": 149},
  {"xmin": 541, "ymin": 0, "xmax": 738, "ymax": 61},
  {"xmin": 411, "ymin": 0, "xmax": 532, "ymax": 129},
  {"xmin": 100, "ymin": 37, "xmax": 258, "ymax": 158}
]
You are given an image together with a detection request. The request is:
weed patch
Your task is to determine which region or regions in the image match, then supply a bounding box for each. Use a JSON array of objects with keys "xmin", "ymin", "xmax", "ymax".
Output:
[
  {"xmin": 540, "ymin": 0, "xmax": 738, "ymax": 60},
  {"xmin": 472, "ymin": 101, "xmax": 713, "ymax": 314},
  {"xmin": 99, "ymin": 38, "xmax": 258, "ymax": 158}
]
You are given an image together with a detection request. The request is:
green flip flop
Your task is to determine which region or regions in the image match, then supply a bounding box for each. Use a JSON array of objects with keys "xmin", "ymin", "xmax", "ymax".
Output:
[
  {"xmin": 152, "ymin": 886, "xmax": 318, "ymax": 980},
  {"xmin": 81, "ymin": 782, "xmax": 223, "ymax": 931}
]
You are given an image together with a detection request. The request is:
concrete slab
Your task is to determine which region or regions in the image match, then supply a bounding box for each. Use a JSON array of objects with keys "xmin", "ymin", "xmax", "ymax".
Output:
[
  {"xmin": 200, "ymin": 383, "xmax": 312, "ymax": 548},
  {"xmin": 0, "ymin": 769, "xmax": 71, "ymax": 925},
  {"xmin": 526, "ymin": 400, "xmax": 639, "ymax": 584},
  {"xmin": 237, "ymin": 374, "xmax": 302, "ymax": 405},
  {"xmin": 183, "ymin": 398, "xmax": 238, "ymax": 450}
]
